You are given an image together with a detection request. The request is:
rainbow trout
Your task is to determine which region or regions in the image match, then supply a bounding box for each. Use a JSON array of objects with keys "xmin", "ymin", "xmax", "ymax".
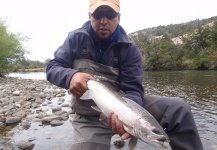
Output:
[{"xmin": 86, "ymin": 80, "xmax": 170, "ymax": 149}]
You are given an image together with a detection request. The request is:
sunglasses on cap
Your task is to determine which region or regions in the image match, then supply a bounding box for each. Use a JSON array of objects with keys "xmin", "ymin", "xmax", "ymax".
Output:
[{"xmin": 91, "ymin": 11, "xmax": 119, "ymax": 20}]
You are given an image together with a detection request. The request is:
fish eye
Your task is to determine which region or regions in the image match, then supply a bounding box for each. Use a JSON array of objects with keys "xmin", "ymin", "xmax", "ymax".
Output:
[
  {"xmin": 157, "ymin": 137, "xmax": 167, "ymax": 142},
  {"xmin": 152, "ymin": 128, "xmax": 160, "ymax": 134}
]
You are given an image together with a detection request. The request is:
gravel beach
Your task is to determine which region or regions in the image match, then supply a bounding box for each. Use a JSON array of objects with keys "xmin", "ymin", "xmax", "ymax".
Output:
[{"xmin": 0, "ymin": 76, "xmax": 216, "ymax": 150}]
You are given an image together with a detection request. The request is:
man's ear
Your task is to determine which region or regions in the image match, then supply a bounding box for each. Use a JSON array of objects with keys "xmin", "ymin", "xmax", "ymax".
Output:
[
  {"xmin": 88, "ymin": 13, "xmax": 91, "ymax": 20},
  {"xmin": 118, "ymin": 13, "xmax": 121, "ymax": 23}
]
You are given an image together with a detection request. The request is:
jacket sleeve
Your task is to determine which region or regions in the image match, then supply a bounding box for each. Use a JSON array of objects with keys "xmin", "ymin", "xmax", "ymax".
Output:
[
  {"xmin": 119, "ymin": 43, "xmax": 145, "ymax": 106},
  {"xmin": 46, "ymin": 32, "xmax": 79, "ymax": 89}
]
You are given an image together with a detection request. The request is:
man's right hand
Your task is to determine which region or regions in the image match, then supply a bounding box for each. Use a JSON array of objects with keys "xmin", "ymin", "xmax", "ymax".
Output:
[{"xmin": 69, "ymin": 72, "xmax": 95, "ymax": 98}]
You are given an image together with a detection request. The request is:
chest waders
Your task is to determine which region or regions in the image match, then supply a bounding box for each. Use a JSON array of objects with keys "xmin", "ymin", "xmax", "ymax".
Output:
[
  {"xmin": 70, "ymin": 60, "xmax": 203, "ymax": 150},
  {"xmin": 71, "ymin": 59, "xmax": 120, "ymax": 116}
]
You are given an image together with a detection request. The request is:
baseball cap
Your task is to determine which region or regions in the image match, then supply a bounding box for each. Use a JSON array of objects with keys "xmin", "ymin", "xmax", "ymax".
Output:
[{"xmin": 89, "ymin": 0, "xmax": 120, "ymax": 13}]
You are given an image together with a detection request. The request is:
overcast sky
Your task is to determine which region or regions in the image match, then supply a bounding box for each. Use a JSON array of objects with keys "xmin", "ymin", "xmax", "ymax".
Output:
[{"xmin": 0, "ymin": 0, "xmax": 216, "ymax": 62}]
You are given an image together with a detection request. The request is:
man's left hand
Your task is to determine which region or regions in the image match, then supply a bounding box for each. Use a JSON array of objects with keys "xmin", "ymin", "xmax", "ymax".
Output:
[{"xmin": 107, "ymin": 112, "xmax": 132, "ymax": 140}]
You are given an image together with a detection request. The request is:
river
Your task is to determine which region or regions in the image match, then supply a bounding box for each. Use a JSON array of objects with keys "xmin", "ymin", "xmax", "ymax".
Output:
[{"xmin": 7, "ymin": 71, "xmax": 217, "ymax": 150}]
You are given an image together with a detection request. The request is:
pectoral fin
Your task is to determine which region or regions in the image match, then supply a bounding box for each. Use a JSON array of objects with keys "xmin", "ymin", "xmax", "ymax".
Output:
[
  {"xmin": 129, "ymin": 137, "xmax": 138, "ymax": 150},
  {"xmin": 91, "ymin": 106, "xmax": 102, "ymax": 112},
  {"xmin": 91, "ymin": 106, "xmax": 107, "ymax": 121},
  {"xmin": 99, "ymin": 113, "xmax": 107, "ymax": 121}
]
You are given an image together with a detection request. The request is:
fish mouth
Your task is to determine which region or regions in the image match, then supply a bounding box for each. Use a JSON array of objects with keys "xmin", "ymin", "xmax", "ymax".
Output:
[{"xmin": 147, "ymin": 135, "xmax": 170, "ymax": 149}]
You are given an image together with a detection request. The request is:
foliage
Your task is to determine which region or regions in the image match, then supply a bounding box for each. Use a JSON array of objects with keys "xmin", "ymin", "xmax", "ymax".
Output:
[
  {"xmin": 12, "ymin": 58, "xmax": 48, "ymax": 72},
  {"xmin": 129, "ymin": 16, "xmax": 217, "ymax": 70},
  {"xmin": 0, "ymin": 18, "xmax": 28, "ymax": 73}
]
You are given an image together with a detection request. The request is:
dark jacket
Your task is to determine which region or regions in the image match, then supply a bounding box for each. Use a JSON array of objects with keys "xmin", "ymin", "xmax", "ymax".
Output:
[{"xmin": 46, "ymin": 21, "xmax": 144, "ymax": 106}]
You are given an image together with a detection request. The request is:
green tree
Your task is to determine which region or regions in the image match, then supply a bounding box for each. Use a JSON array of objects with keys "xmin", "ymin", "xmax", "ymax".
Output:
[{"xmin": 0, "ymin": 19, "xmax": 28, "ymax": 74}]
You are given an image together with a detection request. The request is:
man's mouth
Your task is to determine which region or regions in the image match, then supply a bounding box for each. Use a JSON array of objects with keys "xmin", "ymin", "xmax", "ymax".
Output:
[{"xmin": 100, "ymin": 28, "xmax": 108, "ymax": 33}]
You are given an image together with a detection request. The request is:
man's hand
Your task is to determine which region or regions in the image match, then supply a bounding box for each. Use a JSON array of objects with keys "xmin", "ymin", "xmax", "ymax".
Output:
[
  {"xmin": 69, "ymin": 72, "xmax": 95, "ymax": 98},
  {"xmin": 108, "ymin": 112, "xmax": 132, "ymax": 140}
]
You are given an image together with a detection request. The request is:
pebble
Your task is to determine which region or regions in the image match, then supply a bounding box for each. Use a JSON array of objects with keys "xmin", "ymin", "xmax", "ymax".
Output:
[
  {"xmin": 0, "ymin": 77, "xmax": 72, "ymax": 149},
  {"xmin": 17, "ymin": 141, "xmax": 35, "ymax": 150},
  {"xmin": 13, "ymin": 90, "xmax": 20, "ymax": 96},
  {"xmin": 50, "ymin": 120, "xmax": 63, "ymax": 126}
]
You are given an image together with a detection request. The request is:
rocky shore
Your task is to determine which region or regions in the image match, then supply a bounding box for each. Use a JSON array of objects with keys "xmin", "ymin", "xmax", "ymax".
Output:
[
  {"xmin": 0, "ymin": 76, "xmax": 171, "ymax": 150},
  {"xmin": 0, "ymin": 76, "xmax": 73, "ymax": 150}
]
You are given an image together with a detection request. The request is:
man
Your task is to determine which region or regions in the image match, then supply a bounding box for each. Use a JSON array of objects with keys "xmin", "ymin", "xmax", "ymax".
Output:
[{"xmin": 46, "ymin": 0, "xmax": 203, "ymax": 149}]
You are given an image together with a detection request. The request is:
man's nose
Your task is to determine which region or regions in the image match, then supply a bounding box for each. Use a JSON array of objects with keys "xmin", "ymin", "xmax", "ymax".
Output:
[{"xmin": 100, "ymin": 16, "xmax": 108, "ymax": 23}]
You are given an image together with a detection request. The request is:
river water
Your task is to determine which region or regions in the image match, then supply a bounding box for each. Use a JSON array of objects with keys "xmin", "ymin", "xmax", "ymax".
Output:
[{"xmin": 7, "ymin": 71, "xmax": 217, "ymax": 150}]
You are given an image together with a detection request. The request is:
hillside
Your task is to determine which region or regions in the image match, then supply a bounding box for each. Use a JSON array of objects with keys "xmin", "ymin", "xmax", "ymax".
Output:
[
  {"xmin": 129, "ymin": 16, "xmax": 217, "ymax": 38},
  {"xmin": 128, "ymin": 16, "xmax": 217, "ymax": 70}
]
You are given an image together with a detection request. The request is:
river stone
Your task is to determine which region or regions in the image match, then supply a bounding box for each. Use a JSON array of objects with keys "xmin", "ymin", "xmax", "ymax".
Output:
[
  {"xmin": 0, "ymin": 97, "xmax": 9, "ymax": 106},
  {"xmin": 21, "ymin": 121, "xmax": 31, "ymax": 130},
  {"xmin": 0, "ymin": 122, "xmax": 4, "ymax": 126},
  {"xmin": 51, "ymin": 106, "xmax": 62, "ymax": 113},
  {"xmin": 56, "ymin": 93, "xmax": 62, "ymax": 97},
  {"xmin": 0, "ymin": 91, "xmax": 4, "ymax": 98},
  {"xmin": 17, "ymin": 141, "xmax": 35, "ymax": 150},
  {"xmin": 6, "ymin": 117, "xmax": 22, "ymax": 125},
  {"xmin": 35, "ymin": 98, "xmax": 43, "ymax": 103},
  {"xmin": 28, "ymin": 137, "xmax": 37, "ymax": 142},
  {"xmin": 61, "ymin": 103, "xmax": 69, "ymax": 107},
  {"xmin": 41, "ymin": 115, "xmax": 62, "ymax": 124},
  {"xmin": 13, "ymin": 90, "xmax": 20, "ymax": 96},
  {"xmin": 50, "ymin": 120, "xmax": 63, "ymax": 126},
  {"xmin": 13, "ymin": 111, "xmax": 27, "ymax": 118},
  {"xmin": 36, "ymin": 112, "xmax": 48, "ymax": 119},
  {"xmin": 0, "ymin": 118, "xmax": 6, "ymax": 123},
  {"xmin": 43, "ymin": 88, "xmax": 50, "ymax": 93}
]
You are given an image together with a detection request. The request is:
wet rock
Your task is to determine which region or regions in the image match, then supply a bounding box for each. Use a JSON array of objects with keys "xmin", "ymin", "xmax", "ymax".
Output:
[
  {"xmin": 0, "ymin": 122, "xmax": 5, "ymax": 126},
  {"xmin": 35, "ymin": 107, "xmax": 42, "ymax": 113},
  {"xmin": 32, "ymin": 118, "xmax": 42, "ymax": 122},
  {"xmin": 41, "ymin": 102, "xmax": 47, "ymax": 106},
  {"xmin": 35, "ymin": 98, "xmax": 43, "ymax": 104},
  {"xmin": 15, "ymin": 103, "xmax": 21, "ymax": 107},
  {"xmin": 27, "ymin": 85, "xmax": 36, "ymax": 91},
  {"xmin": 36, "ymin": 112, "xmax": 48, "ymax": 119},
  {"xmin": 17, "ymin": 141, "xmax": 35, "ymax": 150},
  {"xmin": 56, "ymin": 94, "xmax": 62, "ymax": 97},
  {"xmin": 114, "ymin": 140, "xmax": 125, "ymax": 149},
  {"xmin": 12, "ymin": 111, "xmax": 27, "ymax": 118},
  {"xmin": 28, "ymin": 137, "xmax": 37, "ymax": 142},
  {"xmin": 21, "ymin": 121, "xmax": 31, "ymax": 130},
  {"xmin": 31, "ymin": 102, "xmax": 40, "ymax": 108},
  {"xmin": 22, "ymin": 101, "xmax": 32, "ymax": 107},
  {"xmin": 0, "ymin": 97, "xmax": 10, "ymax": 106},
  {"xmin": 5, "ymin": 117, "xmax": 22, "ymax": 125},
  {"xmin": 7, "ymin": 130, "xmax": 15, "ymax": 136},
  {"xmin": 41, "ymin": 115, "xmax": 62, "ymax": 124},
  {"xmin": 43, "ymin": 88, "xmax": 50, "ymax": 94},
  {"xmin": 50, "ymin": 120, "xmax": 63, "ymax": 126},
  {"xmin": 53, "ymin": 110, "xmax": 66, "ymax": 116},
  {"xmin": 61, "ymin": 103, "xmax": 69, "ymax": 107},
  {"xmin": 0, "ymin": 118, "xmax": 6, "ymax": 123},
  {"xmin": 13, "ymin": 90, "xmax": 20, "ymax": 96},
  {"xmin": 0, "ymin": 91, "xmax": 4, "ymax": 98},
  {"xmin": 51, "ymin": 106, "xmax": 62, "ymax": 113}
]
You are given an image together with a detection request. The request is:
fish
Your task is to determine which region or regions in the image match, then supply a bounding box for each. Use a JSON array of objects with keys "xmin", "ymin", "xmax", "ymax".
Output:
[{"xmin": 86, "ymin": 79, "xmax": 170, "ymax": 149}]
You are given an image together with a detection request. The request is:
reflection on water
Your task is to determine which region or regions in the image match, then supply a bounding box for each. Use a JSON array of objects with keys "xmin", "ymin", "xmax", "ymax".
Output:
[
  {"xmin": 143, "ymin": 70, "xmax": 217, "ymax": 148},
  {"xmin": 7, "ymin": 72, "xmax": 46, "ymax": 80},
  {"xmin": 143, "ymin": 70, "xmax": 217, "ymax": 114}
]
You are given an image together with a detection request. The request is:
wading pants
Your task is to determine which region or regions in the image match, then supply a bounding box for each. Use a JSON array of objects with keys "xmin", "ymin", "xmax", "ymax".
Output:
[{"xmin": 71, "ymin": 95, "xmax": 203, "ymax": 150}]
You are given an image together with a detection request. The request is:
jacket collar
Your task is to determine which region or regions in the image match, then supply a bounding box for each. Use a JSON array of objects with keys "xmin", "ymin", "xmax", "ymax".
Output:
[{"xmin": 81, "ymin": 21, "xmax": 131, "ymax": 44}]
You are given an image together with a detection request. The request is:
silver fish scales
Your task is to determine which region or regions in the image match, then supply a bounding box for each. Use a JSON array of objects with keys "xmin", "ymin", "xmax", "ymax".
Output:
[{"xmin": 86, "ymin": 80, "xmax": 170, "ymax": 149}]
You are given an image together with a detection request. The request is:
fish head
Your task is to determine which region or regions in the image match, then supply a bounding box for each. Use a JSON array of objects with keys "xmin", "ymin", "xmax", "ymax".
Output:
[{"xmin": 134, "ymin": 118, "xmax": 170, "ymax": 149}]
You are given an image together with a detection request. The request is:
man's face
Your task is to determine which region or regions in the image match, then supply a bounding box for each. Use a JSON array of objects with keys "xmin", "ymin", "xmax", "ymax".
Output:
[{"xmin": 89, "ymin": 6, "xmax": 120, "ymax": 39}]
